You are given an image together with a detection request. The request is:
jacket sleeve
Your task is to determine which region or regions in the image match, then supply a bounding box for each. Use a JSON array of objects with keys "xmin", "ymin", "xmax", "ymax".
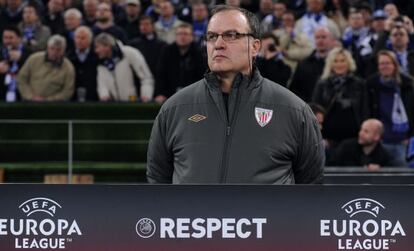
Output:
[
  {"xmin": 129, "ymin": 47, "xmax": 155, "ymax": 99},
  {"xmin": 146, "ymin": 110, "xmax": 174, "ymax": 183},
  {"xmin": 293, "ymin": 105, "xmax": 325, "ymax": 184}
]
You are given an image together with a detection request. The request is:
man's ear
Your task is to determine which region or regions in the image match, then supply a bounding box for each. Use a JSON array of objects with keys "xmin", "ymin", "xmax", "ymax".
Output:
[{"xmin": 251, "ymin": 39, "xmax": 261, "ymax": 57}]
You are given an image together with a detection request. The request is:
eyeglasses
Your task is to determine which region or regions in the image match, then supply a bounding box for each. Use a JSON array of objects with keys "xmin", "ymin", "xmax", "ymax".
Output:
[{"xmin": 204, "ymin": 31, "xmax": 254, "ymax": 42}]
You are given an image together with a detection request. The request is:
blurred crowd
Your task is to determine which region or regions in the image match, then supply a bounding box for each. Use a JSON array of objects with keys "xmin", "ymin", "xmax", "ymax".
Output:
[{"xmin": 0, "ymin": 0, "xmax": 413, "ymax": 166}]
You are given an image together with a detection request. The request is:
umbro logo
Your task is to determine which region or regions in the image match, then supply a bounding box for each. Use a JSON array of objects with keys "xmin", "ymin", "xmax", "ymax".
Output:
[{"xmin": 188, "ymin": 114, "xmax": 207, "ymax": 123}]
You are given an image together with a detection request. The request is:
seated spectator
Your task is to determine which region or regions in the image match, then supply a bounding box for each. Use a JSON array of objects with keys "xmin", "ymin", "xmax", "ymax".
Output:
[
  {"xmin": 67, "ymin": 26, "xmax": 99, "ymax": 101},
  {"xmin": 18, "ymin": 4, "xmax": 51, "ymax": 52},
  {"xmin": 44, "ymin": 0, "xmax": 65, "ymax": 35},
  {"xmin": 17, "ymin": 35, "xmax": 75, "ymax": 101},
  {"xmin": 374, "ymin": 17, "xmax": 414, "ymax": 76},
  {"xmin": 154, "ymin": 0, "xmax": 185, "ymax": 44},
  {"xmin": 274, "ymin": 10, "xmax": 313, "ymax": 72},
  {"xmin": 312, "ymin": 47, "xmax": 368, "ymax": 147},
  {"xmin": 94, "ymin": 33, "xmax": 154, "ymax": 102},
  {"xmin": 82, "ymin": 0, "xmax": 98, "ymax": 27},
  {"xmin": 294, "ymin": 0, "xmax": 340, "ymax": 47},
  {"xmin": 260, "ymin": 0, "xmax": 286, "ymax": 33},
  {"xmin": 0, "ymin": 0, "xmax": 24, "ymax": 37},
  {"xmin": 287, "ymin": 0, "xmax": 306, "ymax": 18},
  {"xmin": 92, "ymin": 2, "xmax": 128, "ymax": 44},
  {"xmin": 144, "ymin": 0, "xmax": 164, "ymax": 22},
  {"xmin": 290, "ymin": 27, "xmax": 335, "ymax": 101},
  {"xmin": 342, "ymin": 9, "xmax": 370, "ymax": 58},
  {"xmin": 155, "ymin": 23, "xmax": 206, "ymax": 103},
  {"xmin": 256, "ymin": 32, "xmax": 291, "ymax": 87},
  {"xmin": 366, "ymin": 50, "xmax": 414, "ymax": 166},
  {"xmin": 129, "ymin": 15, "xmax": 167, "ymax": 89},
  {"xmin": 116, "ymin": 0, "xmax": 142, "ymax": 40},
  {"xmin": 0, "ymin": 26, "xmax": 30, "ymax": 101},
  {"xmin": 63, "ymin": 8, "xmax": 83, "ymax": 54},
  {"xmin": 191, "ymin": 1, "xmax": 209, "ymax": 45},
  {"xmin": 328, "ymin": 119, "xmax": 392, "ymax": 169}
]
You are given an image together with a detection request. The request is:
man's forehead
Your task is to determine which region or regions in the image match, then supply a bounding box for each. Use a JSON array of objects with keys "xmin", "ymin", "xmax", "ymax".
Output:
[{"xmin": 207, "ymin": 10, "xmax": 249, "ymax": 32}]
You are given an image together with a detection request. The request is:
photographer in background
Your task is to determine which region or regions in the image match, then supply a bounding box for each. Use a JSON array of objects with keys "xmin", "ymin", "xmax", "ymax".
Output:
[
  {"xmin": 256, "ymin": 32, "xmax": 291, "ymax": 87},
  {"xmin": 0, "ymin": 26, "xmax": 30, "ymax": 102}
]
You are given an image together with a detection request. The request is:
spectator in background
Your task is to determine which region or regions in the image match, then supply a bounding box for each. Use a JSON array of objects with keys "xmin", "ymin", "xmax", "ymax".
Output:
[
  {"xmin": 294, "ymin": 0, "xmax": 340, "ymax": 47},
  {"xmin": 67, "ymin": 26, "xmax": 99, "ymax": 101},
  {"xmin": 17, "ymin": 35, "xmax": 75, "ymax": 101},
  {"xmin": 0, "ymin": 26, "xmax": 30, "ymax": 101},
  {"xmin": 0, "ymin": 0, "xmax": 25, "ymax": 36},
  {"xmin": 312, "ymin": 47, "xmax": 368, "ymax": 148},
  {"xmin": 287, "ymin": 0, "xmax": 306, "ymax": 18},
  {"xmin": 342, "ymin": 9, "xmax": 369, "ymax": 58},
  {"xmin": 290, "ymin": 27, "xmax": 334, "ymax": 102},
  {"xmin": 94, "ymin": 33, "xmax": 154, "ymax": 102},
  {"xmin": 328, "ymin": 119, "xmax": 392, "ymax": 169},
  {"xmin": 366, "ymin": 50, "xmax": 414, "ymax": 166},
  {"xmin": 82, "ymin": 0, "xmax": 98, "ymax": 27},
  {"xmin": 354, "ymin": 2, "xmax": 373, "ymax": 29},
  {"xmin": 92, "ymin": 2, "xmax": 128, "ymax": 44},
  {"xmin": 260, "ymin": 0, "xmax": 286, "ymax": 33},
  {"xmin": 155, "ymin": 23, "xmax": 206, "ymax": 103},
  {"xmin": 18, "ymin": 4, "xmax": 51, "ymax": 52},
  {"xmin": 44, "ymin": 0, "xmax": 64, "ymax": 35},
  {"xmin": 155, "ymin": 0, "xmax": 184, "ymax": 44},
  {"xmin": 117, "ymin": 0, "xmax": 142, "ymax": 40},
  {"xmin": 359, "ymin": 10, "xmax": 387, "ymax": 58},
  {"xmin": 384, "ymin": 3, "xmax": 399, "ymax": 20},
  {"xmin": 191, "ymin": 1, "xmax": 209, "ymax": 45},
  {"xmin": 309, "ymin": 102, "xmax": 325, "ymax": 131},
  {"xmin": 274, "ymin": 10, "xmax": 313, "ymax": 72},
  {"xmin": 44, "ymin": 0, "xmax": 65, "ymax": 35},
  {"xmin": 256, "ymin": 32, "xmax": 291, "ymax": 87},
  {"xmin": 325, "ymin": 0, "xmax": 349, "ymax": 34},
  {"xmin": 63, "ymin": 8, "xmax": 83, "ymax": 54},
  {"xmin": 129, "ymin": 15, "xmax": 166, "ymax": 86},
  {"xmin": 256, "ymin": 0, "xmax": 274, "ymax": 21},
  {"xmin": 374, "ymin": 19, "xmax": 414, "ymax": 77},
  {"xmin": 144, "ymin": 0, "xmax": 165, "ymax": 21}
]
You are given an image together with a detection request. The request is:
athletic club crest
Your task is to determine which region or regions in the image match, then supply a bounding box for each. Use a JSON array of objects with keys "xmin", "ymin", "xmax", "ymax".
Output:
[{"xmin": 255, "ymin": 107, "xmax": 273, "ymax": 127}]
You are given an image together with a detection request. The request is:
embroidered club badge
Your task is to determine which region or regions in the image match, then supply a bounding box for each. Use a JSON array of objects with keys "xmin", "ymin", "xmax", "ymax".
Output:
[{"xmin": 255, "ymin": 107, "xmax": 273, "ymax": 127}]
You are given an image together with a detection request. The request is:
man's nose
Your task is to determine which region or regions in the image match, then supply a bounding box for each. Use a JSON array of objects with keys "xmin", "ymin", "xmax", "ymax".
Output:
[{"xmin": 214, "ymin": 36, "xmax": 226, "ymax": 49}]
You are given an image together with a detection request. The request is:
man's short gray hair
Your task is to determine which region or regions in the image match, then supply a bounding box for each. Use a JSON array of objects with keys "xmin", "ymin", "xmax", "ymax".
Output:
[
  {"xmin": 74, "ymin": 26, "xmax": 93, "ymax": 44},
  {"xmin": 94, "ymin": 32, "xmax": 116, "ymax": 47},
  {"xmin": 64, "ymin": 8, "xmax": 83, "ymax": 19},
  {"xmin": 47, "ymin": 34, "xmax": 67, "ymax": 49}
]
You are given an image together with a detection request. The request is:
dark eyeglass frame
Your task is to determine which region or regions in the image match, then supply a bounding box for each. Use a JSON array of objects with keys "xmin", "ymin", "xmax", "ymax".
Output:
[{"xmin": 204, "ymin": 31, "xmax": 254, "ymax": 42}]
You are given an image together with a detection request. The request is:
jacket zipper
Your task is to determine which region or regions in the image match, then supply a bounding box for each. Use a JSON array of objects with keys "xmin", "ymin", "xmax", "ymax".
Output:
[{"xmin": 219, "ymin": 87, "xmax": 241, "ymax": 183}]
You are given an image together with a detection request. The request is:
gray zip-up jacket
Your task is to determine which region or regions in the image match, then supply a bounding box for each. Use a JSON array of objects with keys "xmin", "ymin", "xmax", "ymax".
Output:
[{"xmin": 147, "ymin": 70, "xmax": 325, "ymax": 184}]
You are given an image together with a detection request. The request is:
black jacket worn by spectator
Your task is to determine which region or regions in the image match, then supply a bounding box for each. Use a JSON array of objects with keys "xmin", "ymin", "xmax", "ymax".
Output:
[
  {"xmin": 312, "ymin": 74, "xmax": 368, "ymax": 143},
  {"xmin": 366, "ymin": 73, "xmax": 414, "ymax": 138},
  {"xmin": 129, "ymin": 35, "xmax": 167, "ymax": 83},
  {"xmin": 328, "ymin": 138, "xmax": 392, "ymax": 167},
  {"xmin": 92, "ymin": 25, "xmax": 128, "ymax": 44},
  {"xmin": 289, "ymin": 51, "xmax": 325, "ymax": 102},
  {"xmin": 147, "ymin": 69, "xmax": 325, "ymax": 184},
  {"xmin": 67, "ymin": 48, "xmax": 99, "ymax": 101},
  {"xmin": 156, "ymin": 42, "xmax": 206, "ymax": 98},
  {"xmin": 256, "ymin": 55, "xmax": 291, "ymax": 87}
]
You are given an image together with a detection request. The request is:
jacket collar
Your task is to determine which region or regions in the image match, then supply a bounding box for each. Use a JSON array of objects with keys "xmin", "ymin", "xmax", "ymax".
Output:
[{"xmin": 204, "ymin": 67, "xmax": 263, "ymax": 91}]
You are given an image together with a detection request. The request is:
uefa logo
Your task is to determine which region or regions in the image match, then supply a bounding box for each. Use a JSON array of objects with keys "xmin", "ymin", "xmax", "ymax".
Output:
[{"xmin": 136, "ymin": 218, "xmax": 156, "ymax": 238}]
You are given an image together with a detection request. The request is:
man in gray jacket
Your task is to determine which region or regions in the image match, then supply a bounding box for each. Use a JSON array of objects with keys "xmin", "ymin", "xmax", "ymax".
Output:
[{"xmin": 147, "ymin": 5, "xmax": 325, "ymax": 184}]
